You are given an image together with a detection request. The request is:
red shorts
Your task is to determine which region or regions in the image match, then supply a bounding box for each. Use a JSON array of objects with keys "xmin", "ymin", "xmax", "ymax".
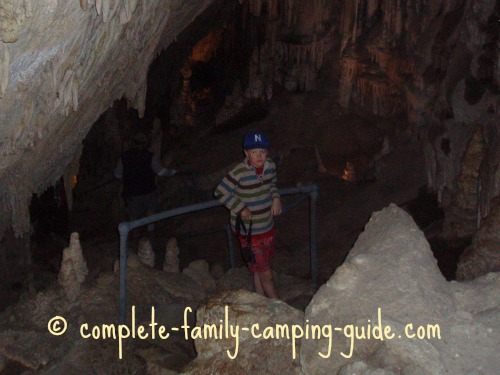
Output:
[{"xmin": 236, "ymin": 227, "xmax": 276, "ymax": 273}]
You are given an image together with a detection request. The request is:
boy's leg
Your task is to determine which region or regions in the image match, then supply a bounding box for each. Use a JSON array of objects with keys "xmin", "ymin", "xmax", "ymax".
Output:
[
  {"xmin": 253, "ymin": 272, "xmax": 265, "ymax": 296},
  {"xmin": 257, "ymin": 270, "xmax": 278, "ymax": 299}
]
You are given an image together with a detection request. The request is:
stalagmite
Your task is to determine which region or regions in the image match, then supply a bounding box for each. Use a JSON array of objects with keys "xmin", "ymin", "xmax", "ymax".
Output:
[
  {"xmin": 138, "ymin": 237, "xmax": 155, "ymax": 267},
  {"xmin": 58, "ymin": 232, "xmax": 89, "ymax": 302},
  {"xmin": 163, "ymin": 238, "xmax": 180, "ymax": 273}
]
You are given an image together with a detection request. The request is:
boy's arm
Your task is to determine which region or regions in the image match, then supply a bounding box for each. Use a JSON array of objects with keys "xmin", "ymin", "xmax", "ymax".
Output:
[{"xmin": 214, "ymin": 172, "xmax": 246, "ymax": 214}]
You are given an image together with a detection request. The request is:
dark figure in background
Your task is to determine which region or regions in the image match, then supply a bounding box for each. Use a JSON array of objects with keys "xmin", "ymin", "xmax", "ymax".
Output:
[{"xmin": 114, "ymin": 132, "xmax": 176, "ymax": 237}]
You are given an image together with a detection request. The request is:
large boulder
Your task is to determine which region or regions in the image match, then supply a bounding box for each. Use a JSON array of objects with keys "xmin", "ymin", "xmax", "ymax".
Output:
[
  {"xmin": 301, "ymin": 204, "xmax": 499, "ymax": 375},
  {"xmin": 181, "ymin": 289, "xmax": 303, "ymax": 374}
]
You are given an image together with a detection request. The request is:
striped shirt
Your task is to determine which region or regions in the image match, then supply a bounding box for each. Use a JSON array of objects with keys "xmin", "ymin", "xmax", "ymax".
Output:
[{"xmin": 214, "ymin": 158, "xmax": 280, "ymax": 234}]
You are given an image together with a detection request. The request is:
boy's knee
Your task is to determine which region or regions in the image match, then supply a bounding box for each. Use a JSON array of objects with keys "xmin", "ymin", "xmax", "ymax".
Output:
[{"xmin": 259, "ymin": 270, "xmax": 273, "ymax": 281}]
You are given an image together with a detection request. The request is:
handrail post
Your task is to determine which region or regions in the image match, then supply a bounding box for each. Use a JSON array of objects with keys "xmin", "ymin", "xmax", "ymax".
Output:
[
  {"xmin": 309, "ymin": 184, "xmax": 319, "ymax": 289},
  {"xmin": 118, "ymin": 222, "xmax": 130, "ymax": 324},
  {"xmin": 225, "ymin": 224, "xmax": 236, "ymax": 268}
]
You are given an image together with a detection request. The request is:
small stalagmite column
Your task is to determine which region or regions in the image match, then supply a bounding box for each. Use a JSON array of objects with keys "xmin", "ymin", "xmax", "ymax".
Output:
[
  {"xmin": 163, "ymin": 237, "xmax": 180, "ymax": 273},
  {"xmin": 137, "ymin": 237, "xmax": 155, "ymax": 268},
  {"xmin": 58, "ymin": 232, "xmax": 88, "ymax": 302}
]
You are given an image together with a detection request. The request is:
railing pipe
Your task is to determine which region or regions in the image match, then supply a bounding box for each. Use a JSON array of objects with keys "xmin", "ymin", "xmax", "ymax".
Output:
[{"xmin": 118, "ymin": 184, "xmax": 318, "ymax": 323}]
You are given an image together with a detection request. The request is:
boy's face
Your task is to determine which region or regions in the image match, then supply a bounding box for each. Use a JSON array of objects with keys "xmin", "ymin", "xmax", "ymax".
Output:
[{"xmin": 245, "ymin": 148, "xmax": 268, "ymax": 168}]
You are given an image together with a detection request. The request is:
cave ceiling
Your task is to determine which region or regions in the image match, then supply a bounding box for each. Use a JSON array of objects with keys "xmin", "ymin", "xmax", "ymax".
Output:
[
  {"xmin": 0, "ymin": 0, "xmax": 214, "ymax": 237},
  {"xmin": 0, "ymin": 0, "xmax": 498, "ymax": 240}
]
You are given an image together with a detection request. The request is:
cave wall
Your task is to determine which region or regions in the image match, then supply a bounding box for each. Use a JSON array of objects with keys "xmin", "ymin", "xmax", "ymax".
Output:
[
  {"xmin": 0, "ymin": 0, "xmax": 215, "ymax": 239},
  {"xmin": 333, "ymin": 0, "xmax": 499, "ymax": 237},
  {"xmin": 242, "ymin": 0, "xmax": 498, "ymax": 237}
]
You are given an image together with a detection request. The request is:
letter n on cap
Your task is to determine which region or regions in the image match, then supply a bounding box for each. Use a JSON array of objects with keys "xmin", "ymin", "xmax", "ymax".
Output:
[{"xmin": 255, "ymin": 135, "xmax": 262, "ymax": 142}]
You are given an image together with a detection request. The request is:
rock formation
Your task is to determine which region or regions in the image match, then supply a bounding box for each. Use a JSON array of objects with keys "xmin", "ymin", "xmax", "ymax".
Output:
[
  {"xmin": 0, "ymin": 1, "xmax": 498, "ymax": 287},
  {"xmin": 301, "ymin": 204, "xmax": 499, "ymax": 374},
  {"xmin": 456, "ymin": 196, "xmax": 500, "ymax": 280},
  {"xmin": 137, "ymin": 237, "xmax": 155, "ymax": 268},
  {"xmin": 181, "ymin": 289, "xmax": 303, "ymax": 374},
  {"xmin": 0, "ymin": 203, "xmax": 498, "ymax": 372},
  {"xmin": 163, "ymin": 237, "xmax": 180, "ymax": 273},
  {"xmin": 58, "ymin": 232, "xmax": 88, "ymax": 302},
  {"xmin": 182, "ymin": 259, "xmax": 216, "ymax": 292}
]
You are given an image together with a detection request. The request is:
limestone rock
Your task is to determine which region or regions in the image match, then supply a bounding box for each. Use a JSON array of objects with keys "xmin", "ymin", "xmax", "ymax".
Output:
[
  {"xmin": 209, "ymin": 261, "xmax": 225, "ymax": 280},
  {"xmin": 182, "ymin": 259, "xmax": 216, "ymax": 292},
  {"xmin": 456, "ymin": 197, "xmax": 500, "ymax": 280},
  {"xmin": 58, "ymin": 232, "xmax": 88, "ymax": 302},
  {"xmin": 338, "ymin": 361, "xmax": 396, "ymax": 375},
  {"xmin": 156, "ymin": 273, "xmax": 207, "ymax": 301},
  {"xmin": 181, "ymin": 289, "xmax": 303, "ymax": 374},
  {"xmin": 215, "ymin": 266, "xmax": 254, "ymax": 292},
  {"xmin": 301, "ymin": 204, "xmax": 500, "ymax": 375}
]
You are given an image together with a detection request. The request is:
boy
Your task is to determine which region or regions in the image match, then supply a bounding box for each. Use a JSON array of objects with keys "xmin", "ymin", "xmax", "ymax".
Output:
[{"xmin": 215, "ymin": 130, "xmax": 282, "ymax": 298}]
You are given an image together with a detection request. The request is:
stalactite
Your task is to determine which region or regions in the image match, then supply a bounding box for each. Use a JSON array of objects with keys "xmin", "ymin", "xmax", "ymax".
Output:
[
  {"xmin": 248, "ymin": 0, "xmax": 263, "ymax": 17},
  {"xmin": 352, "ymin": 0, "xmax": 360, "ymax": 43},
  {"xmin": 367, "ymin": 0, "xmax": 378, "ymax": 18},
  {"xmin": 135, "ymin": 77, "xmax": 147, "ymax": 118},
  {"xmin": 267, "ymin": 0, "xmax": 278, "ymax": 19},
  {"xmin": 63, "ymin": 145, "xmax": 82, "ymax": 211},
  {"xmin": 102, "ymin": 0, "xmax": 110, "ymax": 23},
  {"xmin": 24, "ymin": 0, "xmax": 32, "ymax": 17},
  {"xmin": 121, "ymin": 0, "xmax": 139, "ymax": 24},
  {"xmin": 338, "ymin": 54, "xmax": 358, "ymax": 108},
  {"xmin": 96, "ymin": 0, "xmax": 102, "ymax": 16},
  {"xmin": 71, "ymin": 75, "xmax": 79, "ymax": 111},
  {"xmin": 0, "ymin": 44, "xmax": 10, "ymax": 97},
  {"xmin": 5, "ymin": 169, "xmax": 31, "ymax": 237},
  {"xmin": 286, "ymin": 0, "xmax": 293, "ymax": 26},
  {"xmin": 395, "ymin": 0, "xmax": 403, "ymax": 39},
  {"xmin": 79, "ymin": 0, "xmax": 89, "ymax": 11}
]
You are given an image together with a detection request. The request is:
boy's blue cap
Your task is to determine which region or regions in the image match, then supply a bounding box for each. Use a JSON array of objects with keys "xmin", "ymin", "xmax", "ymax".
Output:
[{"xmin": 243, "ymin": 130, "xmax": 269, "ymax": 150}]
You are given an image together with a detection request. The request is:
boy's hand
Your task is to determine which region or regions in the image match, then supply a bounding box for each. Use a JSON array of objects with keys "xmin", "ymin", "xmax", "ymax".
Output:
[
  {"xmin": 271, "ymin": 197, "xmax": 282, "ymax": 216},
  {"xmin": 241, "ymin": 207, "xmax": 252, "ymax": 220}
]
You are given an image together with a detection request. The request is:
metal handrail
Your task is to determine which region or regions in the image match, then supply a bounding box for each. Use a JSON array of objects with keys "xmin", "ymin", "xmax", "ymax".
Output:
[{"xmin": 118, "ymin": 184, "xmax": 318, "ymax": 323}]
